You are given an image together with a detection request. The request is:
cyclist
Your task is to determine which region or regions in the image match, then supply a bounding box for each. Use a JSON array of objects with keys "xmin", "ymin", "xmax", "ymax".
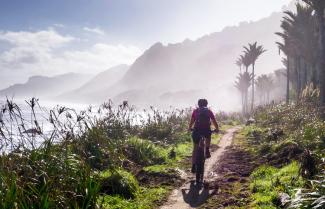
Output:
[{"xmin": 189, "ymin": 99, "xmax": 219, "ymax": 173}]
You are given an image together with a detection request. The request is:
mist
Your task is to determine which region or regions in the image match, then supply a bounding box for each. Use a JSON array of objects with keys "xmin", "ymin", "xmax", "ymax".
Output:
[{"xmin": 0, "ymin": 0, "xmax": 293, "ymax": 112}]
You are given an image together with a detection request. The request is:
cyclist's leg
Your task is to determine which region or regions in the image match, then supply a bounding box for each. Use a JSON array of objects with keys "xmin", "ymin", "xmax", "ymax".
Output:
[
  {"xmin": 192, "ymin": 143, "xmax": 198, "ymax": 164},
  {"xmin": 206, "ymin": 134, "xmax": 211, "ymax": 149},
  {"xmin": 191, "ymin": 130, "xmax": 200, "ymax": 173},
  {"xmin": 205, "ymin": 131, "xmax": 212, "ymax": 158}
]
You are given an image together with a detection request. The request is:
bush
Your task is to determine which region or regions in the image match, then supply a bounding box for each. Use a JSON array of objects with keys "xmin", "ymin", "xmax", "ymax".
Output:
[
  {"xmin": 139, "ymin": 108, "xmax": 190, "ymax": 145},
  {"xmin": 0, "ymin": 147, "xmax": 100, "ymax": 209},
  {"xmin": 124, "ymin": 137, "xmax": 167, "ymax": 166},
  {"xmin": 272, "ymin": 139, "xmax": 303, "ymax": 160},
  {"xmin": 258, "ymin": 143, "xmax": 273, "ymax": 155},
  {"xmin": 100, "ymin": 169, "xmax": 139, "ymax": 199}
]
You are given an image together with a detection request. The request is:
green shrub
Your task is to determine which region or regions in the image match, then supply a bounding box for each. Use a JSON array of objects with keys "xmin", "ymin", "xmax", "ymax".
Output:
[
  {"xmin": 258, "ymin": 143, "xmax": 273, "ymax": 155},
  {"xmin": 302, "ymin": 121, "xmax": 325, "ymax": 150},
  {"xmin": 0, "ymin": 147, "xmax": 100, "ymax": 209},
  {"xmin": 271, "ymin": 139, "xmax": 303, "ymax": 160},
  {"xmin": 124, "ymin": 137, "xmax": 167, "ymax": 166},
  {"xmin": 100, "ymin": 169, "xmax": 139, "ymax": 199}
]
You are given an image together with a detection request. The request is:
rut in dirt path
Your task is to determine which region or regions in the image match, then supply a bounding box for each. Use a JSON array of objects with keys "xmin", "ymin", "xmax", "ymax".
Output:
[{"xmin": 160, "ymin": 127, "xmax": 241, "ymax": 209}]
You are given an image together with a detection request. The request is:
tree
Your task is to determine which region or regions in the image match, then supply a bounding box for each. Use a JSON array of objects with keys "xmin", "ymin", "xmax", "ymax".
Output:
[
  {"xmin": 302, "ymin": 0, "xmax": 325, "ymax": 110},
  {"xmin": 243, "ymin": 42, "xmax": 266, "ymax": 111},
  {"xmin": 239, "ymin": 53, "xmax": 252, "ymax": 73},
  {"xmin": 276, "ymin": 20, "xmax": 296, "ymax": 103},
  {"xmin": 235, "ymin": 58, "xmax": 243, "ymax": 73},
  {"xmin": 276, "ymin": 3, "xmax": 317, "ymax": 102},
  {"xmin": 256, "ymin": 74, "xmax": 274, "ymax": 105},
  {"xmin": 235, "ymin": 72, "xmax": 252, "ymax": 115}
]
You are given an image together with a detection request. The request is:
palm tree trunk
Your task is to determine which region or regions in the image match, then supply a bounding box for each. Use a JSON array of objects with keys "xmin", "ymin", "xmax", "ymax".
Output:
[
  {"xmin": 241, "ymin": 92, "xmax": 245, "ymax": 114},
  {"xmin": 312, "ymin": 64, "xmax": 318, "ymax": 86},
  {"xmin": 286, "ymin": 56, "xmax": 290, "ymax": 104},
  {"xmin": 317, "ymin": 7, "xmax": 325, "ymax": 114},
  {"xmin": 296, "ymin": 56, "xmax": 302, "ymax": 100},
  {"xmin": 251, "ymin": 63, "xmax": 255, "ymax": 112},
  {"xmin": 245, "ymin": 91, "xmax": 247, "ymax": 115}
]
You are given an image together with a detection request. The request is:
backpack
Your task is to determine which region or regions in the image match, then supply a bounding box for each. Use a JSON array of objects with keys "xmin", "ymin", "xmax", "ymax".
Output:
[{"xmin": 195, "ymin": 107, "xmax": 211, "ymax": 129}]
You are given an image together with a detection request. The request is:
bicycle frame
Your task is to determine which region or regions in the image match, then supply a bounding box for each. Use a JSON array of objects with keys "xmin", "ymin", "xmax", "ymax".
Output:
[{"xmin": 194, "ymin": 135, "xmax": 207, "ymax": 184}]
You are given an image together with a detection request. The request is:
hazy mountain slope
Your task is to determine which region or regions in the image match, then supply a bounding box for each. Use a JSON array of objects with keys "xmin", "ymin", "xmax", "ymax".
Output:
[
  {"xmin": 88, "ymin": 11, "xmax": 285, "ymax": 110},
  {"xmin": 58, "ymin": 65, "xmax": 129, "ymax": 101},
  {"xmin": 0, "ymin": 73, "xmax": 90, "ymax": 99},
  {"xmin": 38, "ymin": 10, "xmax": 286, "ymax": 111}
]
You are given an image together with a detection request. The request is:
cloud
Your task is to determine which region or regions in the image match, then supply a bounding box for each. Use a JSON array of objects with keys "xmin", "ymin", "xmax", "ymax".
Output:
[
  {"xmin": 0, "ymin": 29, "xmax": 142, "ymax": 88},
  {"xmin": 0, "ymin": 29, "xmax": 74, "ymax": 48},
  {"xmin": 83, "ymin": 27, "xmax": 105, "ymax": 36},
  {"xmin": 0, "ymin": 29, "xmax": 74, "ymax": 68},
  {"xmin": 53, "ymin": 23, "xmax": 65, "ymax": 28}
]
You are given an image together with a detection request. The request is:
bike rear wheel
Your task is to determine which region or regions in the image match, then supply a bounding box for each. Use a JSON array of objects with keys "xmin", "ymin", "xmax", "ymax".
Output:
[{"xmin": 196, "ymin": 163, "xmax": 204, "ymax": 184}]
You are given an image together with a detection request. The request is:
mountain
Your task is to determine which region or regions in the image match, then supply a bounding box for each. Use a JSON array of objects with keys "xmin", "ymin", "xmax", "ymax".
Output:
[
  {"xmin": 58, "ymin": 64, "xmax": 129, "ymax": 102},
  {"xmin": 82, "ymin": 11, "xmax": 286, "ymax": 110},
  {"xmin": 0, "ymin": 73, "xmax": 90, "ymax": 99}
]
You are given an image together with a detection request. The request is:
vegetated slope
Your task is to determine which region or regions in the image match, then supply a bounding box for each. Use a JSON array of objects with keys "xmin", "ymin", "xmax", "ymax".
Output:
[
  {"xmin": 90, "ymin": 11, "xmax": 286, "ymax": 109},
  {"xmin": 238, "ymin": 100, "xmax": 324, "ymax": 208},
  {"xmin": 58, "ymin": 64, "xmax": 129, "ymax": 102},
  {"xmin": 0, "ymin": 73, "xmax": 90, "ymax": 99}
]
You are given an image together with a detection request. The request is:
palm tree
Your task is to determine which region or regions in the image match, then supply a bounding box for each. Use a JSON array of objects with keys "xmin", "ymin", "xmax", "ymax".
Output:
[
  {"xmin": 302, "ymin": 0, "xmax": 325, "ymax": 109},
  {"xmin": 276, "ymin": 35, "xmax": 295, "ymax": 104},
  {"xmin": 239, "ymin": 53, "xmax": 252, "ymax": 73},
  {"xmin": 235, "ymin": 72, "xmax": 252, "ymax": 115},
  {"xmin": 243, "ymin": 42, "xmax": 266, "ymax": 111},
  {"xmin": 235, "ymin": 58, "xmax": 243, "ymax": 73},
  {"xmin": 256, "ymin": 74, "xmax": 274, "ymax": 105},
  {"xmin": 276, "ymin": 3, "xmax": 317, "ymax": 102}
]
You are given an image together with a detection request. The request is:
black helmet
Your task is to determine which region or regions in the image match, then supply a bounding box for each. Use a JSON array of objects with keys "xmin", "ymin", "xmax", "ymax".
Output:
[{"xmin": 198, "ymin": 99, "xmax": 208, "ymax": 108}]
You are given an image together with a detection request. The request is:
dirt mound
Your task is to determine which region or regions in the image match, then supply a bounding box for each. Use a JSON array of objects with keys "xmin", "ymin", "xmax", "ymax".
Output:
[{"xmin": 137, "ymin": 168, "xmax": 186, "ymax": 187}]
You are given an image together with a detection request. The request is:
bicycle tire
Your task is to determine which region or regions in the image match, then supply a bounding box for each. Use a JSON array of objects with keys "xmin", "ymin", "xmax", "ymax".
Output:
[{"xmin": 196, "ymin": 163, "xmax": 204, "ymax": 184}]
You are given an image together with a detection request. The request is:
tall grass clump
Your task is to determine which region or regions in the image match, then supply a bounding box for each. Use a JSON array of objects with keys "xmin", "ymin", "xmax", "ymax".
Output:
[
  {"xmin": 0, "ymin": 98, "xmax": 195, "ymax": 208},
  {"xmin": 125, "ymin": 137, "xmax": 167, "ymax": 166}
]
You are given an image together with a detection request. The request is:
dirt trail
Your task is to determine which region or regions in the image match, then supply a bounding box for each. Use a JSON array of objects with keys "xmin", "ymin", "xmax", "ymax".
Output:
[{"xmin": 160, "ymin": 127, "xmax": 241, "ymax": 209}]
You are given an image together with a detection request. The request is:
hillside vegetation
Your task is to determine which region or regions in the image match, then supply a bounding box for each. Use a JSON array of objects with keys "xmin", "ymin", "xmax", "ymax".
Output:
[{"xmin": 0, "ymin": 98, "xmax": 240, "ymax": 208}]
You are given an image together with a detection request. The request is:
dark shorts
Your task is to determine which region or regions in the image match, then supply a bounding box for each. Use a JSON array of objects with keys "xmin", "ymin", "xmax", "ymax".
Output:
[{"xmin": 192, "ymin": 129, "xmax": 211, "ymax": 144}]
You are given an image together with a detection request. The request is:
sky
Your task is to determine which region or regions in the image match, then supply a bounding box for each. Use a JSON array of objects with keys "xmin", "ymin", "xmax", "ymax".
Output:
[{"xmin": 0, "ymin": 0, "xmax": 292, "ymax": 89}]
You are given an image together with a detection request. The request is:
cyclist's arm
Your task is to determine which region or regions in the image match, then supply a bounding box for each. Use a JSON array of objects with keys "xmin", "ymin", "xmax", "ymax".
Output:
[
  {"xmin": 188, "ymin": 110, "xmax": 196, "ymax": 130},
  {"xmin": 189, "ymin": 116, "xmax": 195, "ymax": 130},
  {"xmin": 209, "ymin": 110, "xmax": 219, "ymax": 132},
  {"xmin": 212, "ymin": 117, "xmax": 219, "ymax": 132}
]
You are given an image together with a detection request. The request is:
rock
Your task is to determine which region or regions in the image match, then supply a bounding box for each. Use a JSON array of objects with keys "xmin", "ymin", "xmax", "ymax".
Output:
[
  {"xmin": 245, "ymin": 118, "xmax": 256, "ymax": 126},
  {"xmin": 275, "ymin": 192, "xmax": 291, "ymax": 208}
]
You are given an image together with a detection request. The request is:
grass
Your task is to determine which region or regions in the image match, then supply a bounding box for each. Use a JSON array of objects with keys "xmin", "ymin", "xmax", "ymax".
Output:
[
  {"xmin": 98, "ymin": 186, "xmax": 169, "ymax": 209},
  {"xmin": 125, "ymin": 137, "xmax": 168, "ymax": 166},
  {"xmin": 0, "ymin": 98, "xmax": 241, "ymax": 208},
  {"xmin": 142, "ymin": 126, "xmax": 224, "ymax": 175},
  {"xmin": 142, "ymin": 141, "xmax": 193, "ymax": 174},
  {"xmin": 249, "ymin": 161, "xmax": 305, "ymax": 208}
]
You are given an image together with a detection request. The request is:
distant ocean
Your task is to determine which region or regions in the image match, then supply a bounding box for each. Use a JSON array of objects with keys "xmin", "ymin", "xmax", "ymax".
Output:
[
  {"xmin": 0, "ymin": 99, "xmax": 92, "ymax": 152},
  {"xmin": 0, "ymin": 99, "xmax": 89, "ymax": 129}
]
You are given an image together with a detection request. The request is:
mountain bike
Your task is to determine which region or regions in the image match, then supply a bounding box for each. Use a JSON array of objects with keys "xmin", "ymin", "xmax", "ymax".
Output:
[{"xmin": 192, "ymin": 129, "xmax": 218, "ymax": 185}]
